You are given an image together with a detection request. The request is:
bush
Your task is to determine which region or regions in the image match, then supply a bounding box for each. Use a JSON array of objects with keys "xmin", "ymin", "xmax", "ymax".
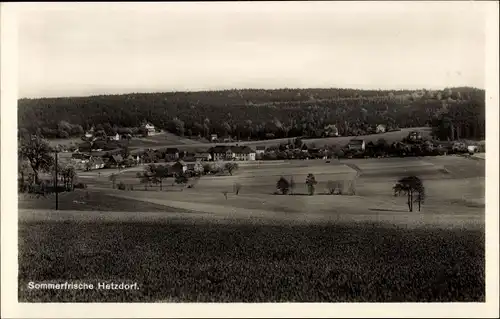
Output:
[{"xmin": 117, "ymin": 182, "xmax": 126, "ymax": 190}]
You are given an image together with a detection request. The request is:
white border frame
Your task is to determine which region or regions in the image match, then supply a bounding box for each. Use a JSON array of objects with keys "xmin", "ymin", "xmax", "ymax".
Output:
[{"xmin": 2, "ymin": 2, "xmax": 498, "ymax": 318}]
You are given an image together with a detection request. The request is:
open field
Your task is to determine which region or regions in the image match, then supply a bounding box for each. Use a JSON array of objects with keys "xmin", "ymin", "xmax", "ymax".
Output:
[
  {"xmin": 18, "ymin": 154, "xmax": 485, "ymax": 302},
  {"xmin": 46, "ymin": 131, "xmax": 206, "ymax": 150},
  {"xmin": 18, "ymin": 220, "xmax": 484, "ymax": 302},
  {"xmin": 49, "ymin": 127, "xmax": 432, "ymax": 153},
  {"xmin": 126, "ymin": 127, "xmax": 433, "ymax": 152}
]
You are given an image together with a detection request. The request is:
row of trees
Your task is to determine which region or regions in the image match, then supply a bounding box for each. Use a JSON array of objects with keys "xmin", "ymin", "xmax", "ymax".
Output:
[
  {"xmin": 108, "ymin": 162, "xmax": 241, "ymax": 191},
  {"xmin": 259, "ymin": 134, "xmax": 477, "ymax": 162},
  {"xmin": 18, "ymin": 87, "xmax": 484, "ymax": 141}
]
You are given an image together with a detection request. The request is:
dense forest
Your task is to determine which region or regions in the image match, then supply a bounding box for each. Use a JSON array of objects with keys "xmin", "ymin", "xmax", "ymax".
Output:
[{"xmin": 18, "ymin": 87, "xmax": 485, "ymax": 141}]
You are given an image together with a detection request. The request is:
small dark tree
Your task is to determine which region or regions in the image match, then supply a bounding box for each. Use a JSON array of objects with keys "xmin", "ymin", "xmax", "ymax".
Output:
[
  {"xmin": 393, "ymin": 176, "xmax": 425, "ymax": 212},
  {"xmin": 305, "ymin": 173, "xmax": 318, "ymax": 195},
  {"xmin": 224, "ymin": 162, "xmax": 239, "ymax": 176},
  {"xmin": 276, "ymin": 176, "xmax": 290, "ymax": 195},
  {"xmin": 222, "ymin": 191, "xmax": 229, "ymax": 200},
  {"xmin": 290, "ymin": 176, "xmax": 296, "ymax": 195},
  {"xmin": 61, "ymin": 165, "xmax": 77, "ymax": 191},
  {"xmin": 233, "ymin": 182, "xmax": 242, "ymax": 195},
  {"xmin": 109, "ymin": 173, "xmax": 117, "ymax": 189}
]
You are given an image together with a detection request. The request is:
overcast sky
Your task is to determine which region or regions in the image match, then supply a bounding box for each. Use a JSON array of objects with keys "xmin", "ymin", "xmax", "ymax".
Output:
[{"xmin": 16, "ymin": 2, "xmax": 487, "ymax": 98}]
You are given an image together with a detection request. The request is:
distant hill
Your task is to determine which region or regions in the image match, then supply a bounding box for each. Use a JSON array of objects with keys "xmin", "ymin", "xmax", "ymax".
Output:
[{"xmin": 18, "ymin": 87, "xmax": 485, "ymax": 141}]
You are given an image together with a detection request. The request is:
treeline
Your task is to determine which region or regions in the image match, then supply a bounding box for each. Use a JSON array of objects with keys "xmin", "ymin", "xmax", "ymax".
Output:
[{"xmin": 18, "ymin": 87, "xmax": 485, "ymax": 141}]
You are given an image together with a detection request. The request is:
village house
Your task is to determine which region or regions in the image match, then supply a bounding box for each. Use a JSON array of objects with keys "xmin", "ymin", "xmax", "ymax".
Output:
[
  {"xmin": 108, "ymin": 133, "xmax": 120, "ymax": 141},
  {"xmin": 88, "ymin": 157, "xmax": 105, "ymax": 170},
  {"xmin": 186, "ymin": 162, "xmax": 204, "ymax": 175},
  {"xmin": 255, "ymin": 146, "xmax": 266, "ymax": 155},
  {"xmin": 376, "ymin": 124, "xmax": 387, "ymax": 134},
  {"xmin": 84, "ymin": 126, "xmax": 94, "ymax": 138},
  {"xmin": 194, "ymin": 152, "xmax": 212, "ymax": 161},
  {"xmin": 231, "ymin": 146, "xmax": 256, "ymax": 161},
  {"xmin": 165, "ymin": 148, "xmax": 180, "ymax": 161},
  {"xmin": 347, "ymin": 138, "xmax": 366, "ymax": 151},
  {"xmin": 408, "ymin": 131, "xmax": 423, "ymax": 141},
  {"xmin": 208, "ymin": 145, "xmax": 256, "ymax": 161},
  {"xmin": 170, "ymin": 160, "xmax": 187, "ymax": 174},
  {"xmin": 209, "ymin": 145, "xmax": 234, "ymax": 161},
  {"xmin": 210, "ymin": 134, "xmax": 218, "ymax": 142},
  {"xmin": 324, "ymin": 124, "xmax": 339, "ymax": 137},
  {"xmin": 106, "ymin": 154, "xmax": 124, "ymax": 168},
  {"xmin": 144, "ymin": 122, "xmax": 156, "ymax": 134}
]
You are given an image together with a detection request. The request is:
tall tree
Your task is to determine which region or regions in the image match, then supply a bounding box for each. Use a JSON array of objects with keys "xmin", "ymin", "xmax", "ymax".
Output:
[
  {"xmin": 19, "ymin": 135, "xmax": 54, "ymax": 184},
  {"xmin": 393, "ymin": 176, "xmax": 425, "ymax": 212},
  {"xmin": 276, "ymin": 176, "xmax": 290, "ymax": 195},
  {"xmin": 305, "ymin": 173, "xmax": 318, "ymax": 196}
]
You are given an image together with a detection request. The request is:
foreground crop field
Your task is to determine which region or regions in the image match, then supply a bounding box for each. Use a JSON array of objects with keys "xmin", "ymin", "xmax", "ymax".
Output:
[
  {"xmin": 17, "ymin": 155, "xmax": 485, "ymax": 302},
  {"xmin": 19, "ymin": 220, "xmax": 484, "ymax": 302}
]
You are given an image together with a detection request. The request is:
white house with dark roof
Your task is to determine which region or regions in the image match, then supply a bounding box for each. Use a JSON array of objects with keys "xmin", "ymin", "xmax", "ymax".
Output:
[
  {"xmin": 255, "ymin": 146, "xmax": 266, "ymax": 155},
  {"xmin": 347, "ymin": 139, "xmax": 366, "ymax": 151},
  {"xmin": 208, "ymin": 145, "xmax": 256, "ymax": 161}
]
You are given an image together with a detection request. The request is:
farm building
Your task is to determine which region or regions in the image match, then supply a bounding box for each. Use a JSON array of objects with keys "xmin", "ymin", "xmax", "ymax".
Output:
[
  {"xmin": 376, "ymin": 124, "xmax": 386, "ymax": 134},
  {"xmin": 88, "ymin": 157, "xmax": 105, "ymax": 170},
  {"xmin": 210, "ymin": 134, "xmax": 218, "ymax": 142},
  {"xmin": 107, "ymin": 154, "xmax": 124, "ymax": 168},
  {"xmin": 166, "ymin": 148, "xmax": 180, "ymax": 161},
  {"xmin": 194, "ymin": 152, "xmax": 212, "ymax": 161},
  {"xmin": 144, "ymin": 122, "xmax": 155, "ymax": 133},
  {"xmin": 186, "ymin": 162, "xmax": 204, "ymax": 174},
  {"xmin": 108, "ymin": 133, "xmax": 120, "ymax": 141},
  {"xmin": 408, "ymin": 131, "xmax": 423, "ymax": 141},
  {"xmin": 255, "ymin": 146, "xmax": 266, "ymax": 155},
  {"xmin": 301, "ymin": 144, "xmax": 309, "ymax": 153},
  {"xmin": 171, "ymin": 160, "xmax": 187, "ymax": 174},
  {"xmin": 347, "ymin": 139, "xmax": 366, "ymax": 151},
  {"xmin": 208, "ymin": 145, "xmax": 256, "ymax": 161},
  {"xmin": 324, "ymin": 124, "xmax": 339, "ymax": 137},
  {"xmin": 71, "ymin": 152, "xmax": 91, "ymax": 162},
  {"xmin": 231, "ymin": 146, "xmax": 256, "ymax": 161}
]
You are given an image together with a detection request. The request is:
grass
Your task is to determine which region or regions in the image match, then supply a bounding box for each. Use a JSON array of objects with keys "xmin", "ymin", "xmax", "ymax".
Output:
[
  {"xmin": 18, "ymin": 190, "xmax": 193, "ymax": 213},
  {"xmin": 18, "ymin": 220, "xmax": 485, "ymax": 302}
]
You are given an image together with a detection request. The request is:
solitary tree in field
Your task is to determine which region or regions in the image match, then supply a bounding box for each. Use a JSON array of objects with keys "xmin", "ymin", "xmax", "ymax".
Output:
[
  {"xmin": 109, "ymin": 173, "xmax": 117, "ymax": 189},
  {"xmin": 305, "ymin": 173, "xmax": 318, "ymax": 196},
  {"xmin": 233, "ymin": 182, "xmax": 242, "ymax": 195},
  {"xmin": 18, "ymin": 135, "xmax": 54, "ymax": 185},
  {"xmin": 222, "ymin": 191, "xmax": 229, "ymax": 200},
  {"xmin": 289, "ymin": 176, "xmax": 296, "ymax": 195},
  {"xmin": 224, "ymin": 162, "xmax": 239, "ymax": 176},
  {"xmin": 276, "ymin": 177, "xmax": 290, "ymax": 195},
  {"xmin": 393, "ymin": 176, "xmax": 425, "ymax": 212}
]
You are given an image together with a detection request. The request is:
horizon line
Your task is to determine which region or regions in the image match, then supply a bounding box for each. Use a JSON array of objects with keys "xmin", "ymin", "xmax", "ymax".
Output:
[{"xmin": 18, "ymin": 85, "xmax": 485, "ymax": 100}]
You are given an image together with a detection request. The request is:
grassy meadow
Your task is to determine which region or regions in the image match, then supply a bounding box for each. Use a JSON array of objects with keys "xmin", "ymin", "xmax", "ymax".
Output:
[{"xmin": 18, "ymin": 155, "xmax": 485, "ymax": 302}]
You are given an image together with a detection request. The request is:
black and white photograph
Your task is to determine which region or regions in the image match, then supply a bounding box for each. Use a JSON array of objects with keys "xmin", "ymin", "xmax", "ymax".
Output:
[{"xmin": 1, "ymin": 1, "xmax": 499, "ymax": 317}]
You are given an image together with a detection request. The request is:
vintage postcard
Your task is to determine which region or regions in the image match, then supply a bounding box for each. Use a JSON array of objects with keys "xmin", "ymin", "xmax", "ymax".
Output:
[{"xmin": 1, "ymin": 1, "xmax": 498, "ymax": 318}]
